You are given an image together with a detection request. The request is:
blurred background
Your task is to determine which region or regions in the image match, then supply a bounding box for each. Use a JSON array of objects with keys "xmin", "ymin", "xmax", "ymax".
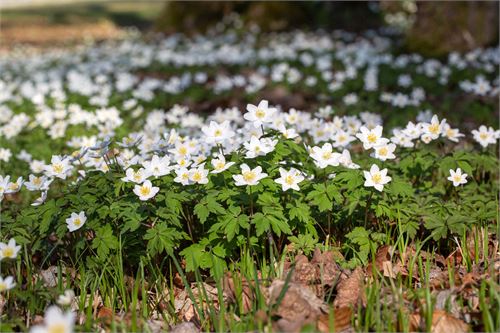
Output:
[{"xmin": 1, "ymin": 0, "xmax": 498, "ymax": 57}]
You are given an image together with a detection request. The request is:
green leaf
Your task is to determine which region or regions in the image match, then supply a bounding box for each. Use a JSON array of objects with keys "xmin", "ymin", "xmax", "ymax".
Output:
[
  {"xmin": 144, "ymin": 223, "xmax": 178, "ymax": 254},
  {"xmin": 253, "ymin": 212, "xmax": 271, "ymax": 236},
  {"xmin": 92, "ymin": 225, "xmax": 118, "ymax": 258}
]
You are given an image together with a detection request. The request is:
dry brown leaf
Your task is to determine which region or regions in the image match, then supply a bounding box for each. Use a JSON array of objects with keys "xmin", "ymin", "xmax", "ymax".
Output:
[
  {"xmin": 333, "ymin": 267, "xmax": 365, "ymax": 309},
  {"xmin": 317, "ymin": 307, "xmax": 353, "ymax": 333},
  {"xmin": 169, "ymin": 322, "xmax": 199, "ymax": 333},
  {"xmin": 283, "ymin": 249, "xmax": 341, "ymax": 297},
  {"xmin": 223, "ymin": 272, "xmax": 254, "ymax": 314},
  {"xmin": 410, "ymin": 311, "xmax": 469, "ymax": 333},
  {"xmin": 174, "ymin": 282, "xmax": 222, "ymax": 322},
  {"xmin": 310, "ymin": 248, "xmax": 341, "ymax": 287},
  {"xmin": 268, "ymin": 280, "xmax": 327, "ymax": 333},
  {"xmin": 432, "ymin": 310, "xmax": 469, "ymax": 333},
  {"xmin": 97, "ymin": 307, "xmax": 114, "ymax": 325}
]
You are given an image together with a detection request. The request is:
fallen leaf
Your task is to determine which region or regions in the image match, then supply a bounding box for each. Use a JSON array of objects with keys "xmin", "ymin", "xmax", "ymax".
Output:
[
  {"xmin": 97, "ymin": 307, "xmax": 114, "ymax": 325},
  {"xmin": 333, "ymin": 267, "xmax": 365, "ymax": 309},
  {"xmin": 317, "ymin": 306, "xmax": 353, "ymax": 333},
  {"xmin": 268, "ymin": 280, "xmax": 327, "ymax": 333},
  {"xmin": 223, "ymin": 272, "xmax": 254, "ymax": 313},
  {"xmin": 169, "ymin": 322, "xmax": 199, "ymax": 333},
  {"xmin": 410, "ymin": 310, "xmax": 469, "ymax": 333},
  {"xmin": 432, "ymin": 310, "xmax": 469, "ymax": 333}
]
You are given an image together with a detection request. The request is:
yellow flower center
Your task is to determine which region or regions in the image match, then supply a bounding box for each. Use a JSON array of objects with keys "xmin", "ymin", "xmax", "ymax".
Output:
[
  {"xmin": 367, "ymin": 133, "xmax": 377, "ymax": 143},
  {"xmin": 285, "ymin": 175, "xmax": 295, "ymax": 185},
  {"xmin": 372, "ymin": 173, "xmax": 382, "ymax": 184},
  {"xmin": 192, "ymin": 172, "xmax": 202, "ymax": 182},
  {"xmin": 453, "ymin": 175, "xmax": 461, "ymax": 182},
  {"xmin": 255, "ymin": 109, "xmax": 266, "ymax": 119},
  {"xmin": 214, "ymin": 129, "xmax": 222, "ymax": 137},
  {"xmin": 53, "ymin": 164, "xmax": 64, "ymax": 174},
  {"xmin": 140, "ymin": 186, "xmax": 151, "ymax": 196},
  {"xmin": 2, "ymin": 248, "xmax": 14, "ymax": 258},
  {"xmin": 479, "ymin": 133, "xmax": 488, "ymax": 140},
  {"xmin": 378, "ymin": 147, "xmax": 388, "ymax": 156},
  {"xmin": 322, "ymin": 151, "xmax": 332, "ymax": 160},
  {"xmin": 8, "ymin": 183, "xmax": 18, "ymax": 191},
  {"xmin": 178, "ymin": 146, "xmax": 187, "ymax": 155},
  {"xmin": 215, "ymin": 162, "xmax": 225, "ymax": 170},
  {"xmin": 243, "ymin": 171, "xmax": 256, "ymax": 182},
  {"xmin": 33, "ymin": 177, "xmax": 42, "ymax": 185},
  {"xmin": 429, "ymin": 124, "xmax": 439, "ymax": 134},
  {"xmin": 47, "ymin": 323, "xmax": 67, "ymax": 333},
  {"xmin": 0, "ymin": 282, "xmax": 7, "ymax": 292},
  {"xmin": 73, "ymin": 218, "xmax": 81, "ymax": 227}
]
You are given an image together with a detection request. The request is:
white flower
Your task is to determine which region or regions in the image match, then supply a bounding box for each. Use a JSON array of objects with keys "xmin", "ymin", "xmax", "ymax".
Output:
[
  {"xmin": 173, "ymin": 167, "xmax": 191, "ymax": 185},
  {"xmin": 310, "ymin": 143, "xmax": 341, "ymax": 169},
  {"xmin": 210, "ymin": 154, "xmax": 235, "ymax": 174},
  {"xmin": 201, "ymin": 120, "xmax": 235, "ymax": 144},
  {"xmin": 25, "ymin": 175, "xmax": 52, "ymax": 191},
  {"xmin": 333, "ymin": 130, "xmax": 356, "ymax": 148},
  {"xmin": 0, "ymin": 148, "xmax": 12, "ymax": 162},
  {"xmin": 189, "ymin": 165, "xmax": 209, "ymax": 184},
  {"xmin": 0, "ymin": 276, "xmax": 15, "ymax": 292},
  {"xmin": 121, "ymin": 168, "xmax": 150, "ymax": 184},
  {"xmin": 142, "ymin": 155, "xmax": 170, "ymax": 177},
  {"xmin": 274, "ymin": 167, "xmax": 305, "ymax": 191},
  {"xmin": 447, "ymin": 168, "xmax": 468, "ymax": 187},
  {"xmin": 29, "ymin": 306, "xmax": 75, "ymax": 333},
  {"xmin": 402, "ymin": 121, "xmax": 422, "ymax": 139},
  {"xmin": 57, "ymin": 289, "xmax": 75, "ymax": 306},
  {"xmin": 339, "ymin": 149, "xmax": 360, "ymax": 169},
  {"xmin": 373, "ymin": 143, "xmax": 396, "ymax": 161},
  {"xmin": 32, "ymin": 191, "xmax": 48, "ymax": 206},
  {"xmin": 133, "ymin": 180, "xmax": 159, "ymax": 201},
  {"xmin": 243, "ymin": 136, "xmax": 277, "ymax": 159},
  {"xmin": 65, "ymin": 211, "xmax": 87, "ymax": 232},
  {"xmin": 278, "ymin": 124, "xmax": 299, "ymax": 139},
  {"xmin": 0, "ymin": 176, "xmax": 9, "ymax": 201},
  {"xmin": 363, "ymin": 164, "xmax": 391, "ymax": 192},
  {"xmin": 0, "ymin": 238, "xmax": 21, "ymax": 260},
  {"xmin": 422, "ymin": 115, "xmax": 443, "ymax": 140},
  {"xmin": 356, "ymin": 125, "xmax": 389, "ymax": 150},
  {"xmin": 5, "ymin": 176, "xmax": 23, "ymax": 194},
  {"xmin": 232, "ymin": 164, "xmax": 267, "ymax": 186},
  {"xmin": 441, "ymin": 123, "xmax": 464, "ymax": 142},
  {"xmin": 45, "ymin": 155, "xmax": 73, "ymax": 180},
  {"xmin": 471, "ymin": 125, "xmax": 496, "ymax": 148},
  {"xmin": 244, "ymin": 100, "xmax": 276, "ymax": 128}
]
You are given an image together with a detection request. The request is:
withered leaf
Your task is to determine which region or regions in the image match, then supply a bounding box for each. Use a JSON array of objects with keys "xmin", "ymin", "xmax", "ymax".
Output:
[{"xmin": 333, "ymin": 267, "xmax": 365, "ymax": 309}]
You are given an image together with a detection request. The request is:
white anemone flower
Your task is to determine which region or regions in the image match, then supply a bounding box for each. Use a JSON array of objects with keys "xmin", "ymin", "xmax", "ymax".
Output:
[
  {"xmin": 363, "ymin": 164, "xmax": 391, "ymax": 192},
  {"xmin": 447, "ymin": 168, "xmax": 468, "ymax": 187},
  {"xmin": 65, "ymin": 211, "xmax": 87, "ymax": 232},
  {"xmin": 0, "ymin": 238, "xmax": 21, "ymax": 260},
  {"xmin": 233, "ymin": 164, "xmax": 267, "ymax": 186},
  {"xmin": 29, "ymin": 306, "xmax": 75, "ymax": 333},
  {"xmin": 244, "ymin": 100, "xmax": 276, "ymax": 128},
  {"xmin": 0, "ymin": 276, "xmax": 16, "ymax": 293},
  {"xmin": 274, "ymin": 167, "xmax": 305, "ymax": 191},
  {"xmin": 133, "ymin": 180, "xmax": 159, "ymax": 201}
]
